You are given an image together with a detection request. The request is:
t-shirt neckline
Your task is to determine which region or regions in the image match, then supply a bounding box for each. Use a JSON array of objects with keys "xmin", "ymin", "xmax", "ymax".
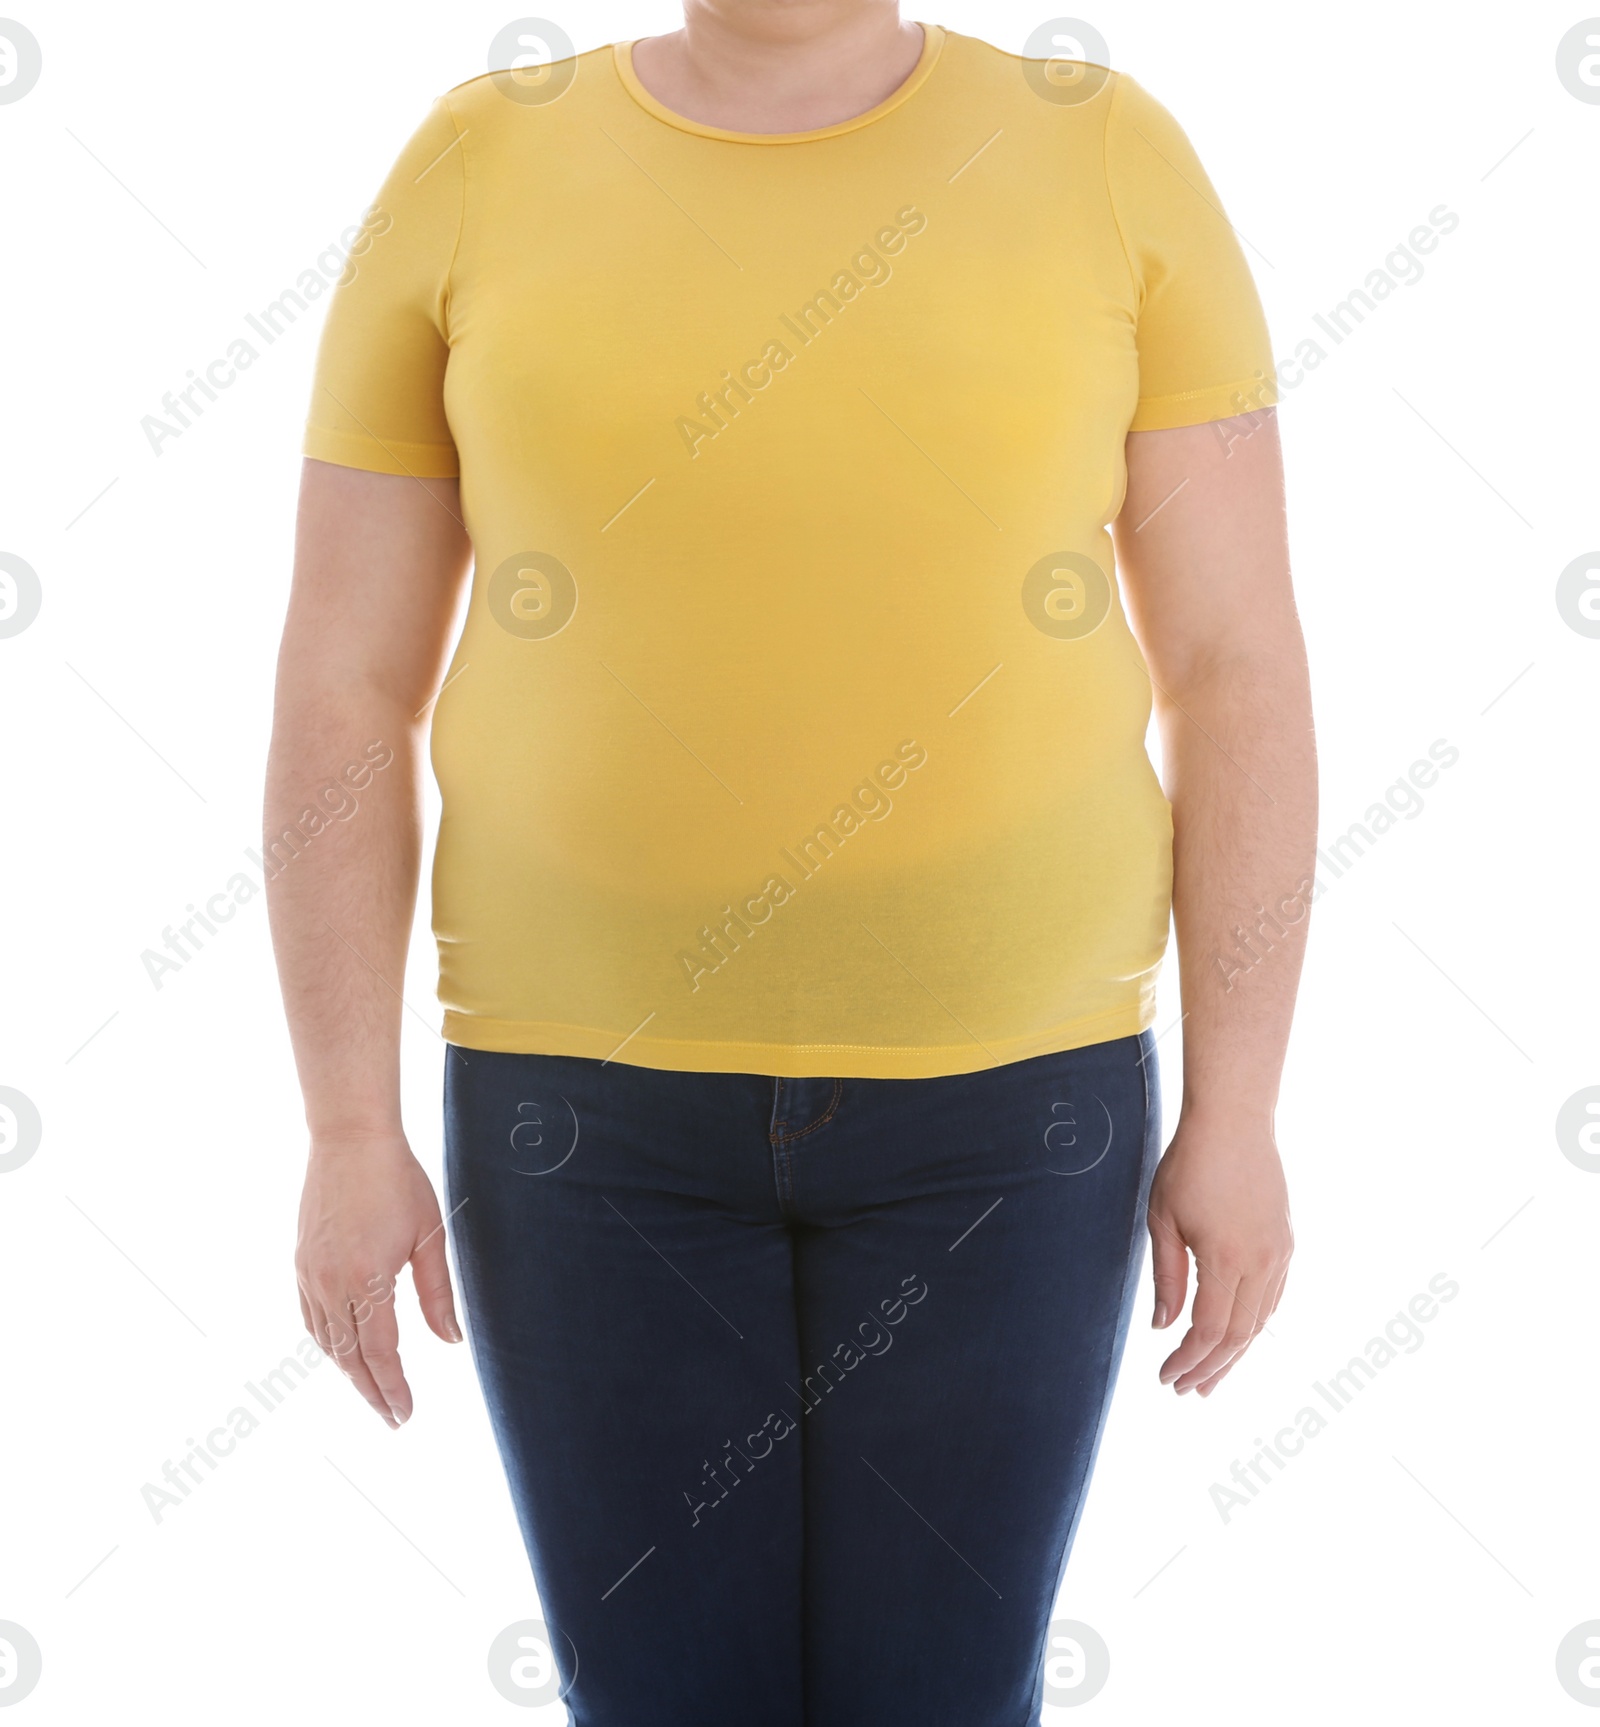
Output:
[{"xmin": 612, "ymin": 23, "xmax": 945, "ymax": 144}]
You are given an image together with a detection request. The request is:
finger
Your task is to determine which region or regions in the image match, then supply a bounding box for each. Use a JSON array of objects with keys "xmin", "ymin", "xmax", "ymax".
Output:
[
  {"xmin": 318, "ymin": 1289, "xmax": 399, "ymax": 1427},
  {"xmin": 1146, "ymin": 1205, "xmax": 1189, "ymax": 1329},
  {"xmin": 308, "ymin": 1290, "xmax": 358, "ymax": 1386},
  {"xmin": 306, "ymin": 1289, "xmax": 341, "ymax": 1364},
  {"xmin": 1159, "ymin": 1261, "xmax": 1239, "ymax": 1389},
  {"xmin": 1182, "ymin": 1250, "xmax": 1292, "ymax": 1398},
  {"xmin": 1195, "ymin": 1275, "xmax": 1280, "ymax": 1397},
  {"xmin": 300, "ymin": 1284, "xmax": 356, "ymax": 1395},
  {"xmin": 1175, "ymin": 1270, "xmax": 1267, "ymax": 1390},
  {"xmin": 352, "ymin": 1274, "xmax": 412, "ymax": 1426},
  {"xmin": 1196, "ymin": 1353, "xmax": 1244, "ymax": 1397},
  {"xmin": 1174, "ymin": 1269, "xmax": 1272, "ymax": 1393},
  {"xmin": 411, "ymin": 1217, "xmax": 463, "ymax": 1344}
]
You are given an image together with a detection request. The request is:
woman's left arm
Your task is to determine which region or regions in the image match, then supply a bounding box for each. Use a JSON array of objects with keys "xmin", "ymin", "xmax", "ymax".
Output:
[{"xmin": 1112, "ymin": 405, "xmax": 1316, "ymax": 1397}]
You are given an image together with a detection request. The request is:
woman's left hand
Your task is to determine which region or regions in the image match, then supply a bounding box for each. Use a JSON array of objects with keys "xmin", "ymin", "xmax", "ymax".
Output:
[{"xmin": 1146, "ymin": 1119, "xmax": 1293, "ymax": 1396}]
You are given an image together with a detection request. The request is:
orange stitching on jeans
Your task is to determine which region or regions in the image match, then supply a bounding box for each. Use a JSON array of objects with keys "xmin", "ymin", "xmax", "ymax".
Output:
[{"xmin": 772, "ymin": 1077, "xmax": 844, "ymax": 1146}]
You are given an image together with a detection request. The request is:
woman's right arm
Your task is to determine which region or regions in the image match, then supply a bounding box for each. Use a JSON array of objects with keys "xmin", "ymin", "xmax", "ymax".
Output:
[{"xmin": 266, "ymin": 457, "xmax": 473, "ymax": 1427}]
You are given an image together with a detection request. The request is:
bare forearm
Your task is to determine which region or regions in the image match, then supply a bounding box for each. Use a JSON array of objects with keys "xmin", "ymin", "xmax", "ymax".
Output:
[
  {"xmin": 267, "ymin": 462, "xmax": 468, "ymax": 1143},
  {"xmin": 264, "ymin": 691, "xmax": 426, "ymax": 1141},
  {"xmin": 1162, "ymin": 649, "xmax": 1317, "ymax": 1127}
]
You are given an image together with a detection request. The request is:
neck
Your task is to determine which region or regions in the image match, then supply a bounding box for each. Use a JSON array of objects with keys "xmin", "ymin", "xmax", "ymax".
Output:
[{"xmin": 631, "ymin": 3, "xmax": 924, "ymax": 134}]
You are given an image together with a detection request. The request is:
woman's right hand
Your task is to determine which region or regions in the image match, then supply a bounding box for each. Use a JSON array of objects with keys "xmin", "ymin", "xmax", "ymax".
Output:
[{"xmin": 294, "ymin": 1132, "xmax": 463, "ymax": 1428}]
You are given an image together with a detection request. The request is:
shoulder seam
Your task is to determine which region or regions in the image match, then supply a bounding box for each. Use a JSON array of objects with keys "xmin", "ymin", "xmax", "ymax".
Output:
[
  {"xmin": 439, "ymin": 94, "xmax": 469, "ymax": 343},
  {"xmin": 1101, "ymin": 70, "xmax": 1140, "ymax": 307}
]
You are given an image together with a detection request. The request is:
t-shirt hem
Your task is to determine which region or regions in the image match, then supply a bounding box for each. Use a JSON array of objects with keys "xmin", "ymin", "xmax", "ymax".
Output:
[
  {"xmin": 440, "ymin": 999, "xmax": 1156, "ymax": 1079},
  {"xmin": 303, "ymin": 424, "xmax": 460, "ymax": 478},
  {"xmin": 1129, "ymin": 374, "xmax": 1279, "ymax": 432}
]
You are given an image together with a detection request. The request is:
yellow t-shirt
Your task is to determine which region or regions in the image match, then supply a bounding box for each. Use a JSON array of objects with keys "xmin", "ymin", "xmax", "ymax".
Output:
[{"xmin": 303, "ymin": 24, "xmax": 1276, "ymax": 1078}]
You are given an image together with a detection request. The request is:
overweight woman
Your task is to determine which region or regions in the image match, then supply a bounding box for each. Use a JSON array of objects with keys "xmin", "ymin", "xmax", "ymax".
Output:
[{"xmin": 268, "ymin": 5, "xmax": 1314, "ymax": 1722}]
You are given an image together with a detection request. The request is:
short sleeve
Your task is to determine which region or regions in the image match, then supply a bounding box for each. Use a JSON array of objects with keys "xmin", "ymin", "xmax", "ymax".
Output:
[
  {"xmin": 1104, "ymin": 73, "xmax": 1277, "ymax": 432},
  {"xmin": 303, "ymin": 97, "xmax": 464, "ymax": 477}
]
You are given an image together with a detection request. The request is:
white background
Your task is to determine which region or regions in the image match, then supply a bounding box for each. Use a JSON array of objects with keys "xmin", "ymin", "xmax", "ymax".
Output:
[{"xmin": 1, "ymin": 0, "xmax": 1597, "ymax": 1720}]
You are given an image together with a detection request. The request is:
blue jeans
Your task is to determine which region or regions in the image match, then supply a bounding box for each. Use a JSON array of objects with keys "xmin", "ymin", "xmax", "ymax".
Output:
[{"xmin": 444, "ymin": 1031, "xmax": 1160, "ymax": 1726}]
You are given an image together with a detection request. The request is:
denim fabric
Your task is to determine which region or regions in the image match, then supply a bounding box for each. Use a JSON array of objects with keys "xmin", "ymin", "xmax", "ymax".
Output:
[{"xmin": 445, "ymin": 1031, "xmax": 1160, "ymax": 1726}]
